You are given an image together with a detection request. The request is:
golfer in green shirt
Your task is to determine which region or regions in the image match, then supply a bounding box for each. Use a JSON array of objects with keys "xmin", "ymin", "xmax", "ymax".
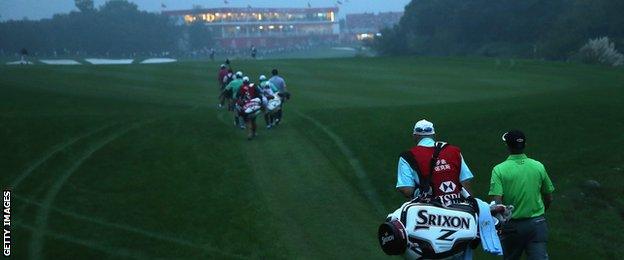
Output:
[
  {"xmin": 224, "ymin": 72, "xmax": 244, "ymax": 128},
  {"xmin": 489, "ymin": 130, "xmax": 555, "ymax": 260}
]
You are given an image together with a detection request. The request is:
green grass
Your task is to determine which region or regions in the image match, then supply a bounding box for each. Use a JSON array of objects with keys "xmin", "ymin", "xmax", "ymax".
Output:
[{"xmin": 1, "ymin": 57, "xmax": 623, "ymax": 259}]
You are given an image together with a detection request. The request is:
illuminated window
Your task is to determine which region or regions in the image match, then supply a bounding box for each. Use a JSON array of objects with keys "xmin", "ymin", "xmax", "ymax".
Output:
[
  {"xmin": 206, "ymin": 13, "xmax": 215, "ymax": 22},
  {"xmin": 268, "ymin": 25, "xmax": 275, "ymax": 29},
  {"xmin": 184, "ymin": 15, "xmax": 196, "ymax": 23},
  {"xmin": 357, "ymin": 33, "xmax": 375, "ymax": 41}
]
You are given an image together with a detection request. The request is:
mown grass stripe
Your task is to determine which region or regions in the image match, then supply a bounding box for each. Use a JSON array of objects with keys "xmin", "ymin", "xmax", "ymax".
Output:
[
  {"xmin": 295, "ymin": 110, "xmax": 386, "ymax": 215},
  {"xmin": 29, "ymin": 121, "xmax": 149, "ymax": 260},
  {"xmin": 14, "ymin": 195, "xmax": 246, "ymax": 259},
  {"xmin": 10, "ymin": 123, "xmax": 117, "ymax": 191},
  {"xmin": 17, "ymin": 222, "xmax": 149, "ymax": 259}
]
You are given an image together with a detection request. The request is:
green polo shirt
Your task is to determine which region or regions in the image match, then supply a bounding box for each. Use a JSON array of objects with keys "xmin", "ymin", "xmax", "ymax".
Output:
[
  {"xmin": 225, "ymin": 79, "xmax": 243, "ymax": 99},
  {"xmin": 489, "ymin": 154, "xmax": 555, "ymax": 219}
]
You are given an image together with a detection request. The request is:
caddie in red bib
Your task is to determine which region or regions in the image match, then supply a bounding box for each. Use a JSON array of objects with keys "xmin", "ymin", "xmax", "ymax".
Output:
[
  {"xmin": 236, "ymin": 77, "xmax": 262, "ymax": 140},
  {"xmin": 396, "ymin": 119, "xmax": 475, "ymax": 205}
]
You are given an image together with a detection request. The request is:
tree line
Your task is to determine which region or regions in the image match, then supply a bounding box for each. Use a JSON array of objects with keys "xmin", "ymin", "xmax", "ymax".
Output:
[
  {"xmin": 0, "ymin": 0, "xmax": 213, "ymax": 57},
  {"xmin": 372, "ymin": 0, "xmax": 624, "ymax": 60}
]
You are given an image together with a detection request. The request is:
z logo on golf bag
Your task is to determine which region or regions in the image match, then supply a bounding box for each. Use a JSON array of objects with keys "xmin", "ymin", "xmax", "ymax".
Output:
[{"xmin": 437, "ymin": 229, "xmax": 457, "ymax": 241}]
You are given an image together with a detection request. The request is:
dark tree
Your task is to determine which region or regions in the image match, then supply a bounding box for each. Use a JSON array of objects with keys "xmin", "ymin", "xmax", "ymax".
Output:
[
  {"xmin": 188, "ymin": 22, "xmax": 214, "ymax": 51},
  {"xmin": 0, "ymin": 0, "xmax": 184, "ymax": 57},
  {"xmin": 75, "ymin": 0, "xmax": 94, "ymax": 12},
  {"xmin": 372, "ymin": 0, "xmax": 624, "ymax": 60}
]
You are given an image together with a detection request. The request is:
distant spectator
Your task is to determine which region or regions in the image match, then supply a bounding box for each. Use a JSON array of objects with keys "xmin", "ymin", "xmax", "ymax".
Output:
[
  {"xmin": 210, "ymin": 48, "xmax": 216, "ymax": 61},
  {"xmin": 251, "ymin": 45, "xmax": 257, "ymax": 59},
  {"xmin": 20, "ymin": 48, "xmax": 28, "ymax": 64}
]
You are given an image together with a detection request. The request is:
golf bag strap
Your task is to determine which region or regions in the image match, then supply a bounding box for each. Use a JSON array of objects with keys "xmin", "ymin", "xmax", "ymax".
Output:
[
  {"xmin": 399, "ymin": 151, "xmax": 421, "ymax": 179},
  {"xmin": 419, "ymin": 142, "xmax": 447, "ymax": 194},
  {"xmin": 400, "ymin": 201, "xmax": 420, "ymax": 224}
]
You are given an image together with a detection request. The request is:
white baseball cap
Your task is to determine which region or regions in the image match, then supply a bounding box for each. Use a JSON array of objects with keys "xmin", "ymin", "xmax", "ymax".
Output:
[
  {"xmin": 242, "ymin": 76, "xmax": 250, "ymax": 82},
  {"xmin": 413, "ymin": 119, "xmax": 435, "ymax": 135}
]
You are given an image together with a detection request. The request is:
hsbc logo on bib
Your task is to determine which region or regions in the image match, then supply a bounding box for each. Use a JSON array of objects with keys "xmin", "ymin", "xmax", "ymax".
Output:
[{"xmin": 439, "ymin": 181, "xmax": 456, "ymax": 193}]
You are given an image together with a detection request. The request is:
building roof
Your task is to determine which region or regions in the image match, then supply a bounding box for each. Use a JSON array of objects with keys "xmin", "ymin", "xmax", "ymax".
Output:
[{"xmin": 163, "ymin": 7, "xmax": 339, "ymax": 16}]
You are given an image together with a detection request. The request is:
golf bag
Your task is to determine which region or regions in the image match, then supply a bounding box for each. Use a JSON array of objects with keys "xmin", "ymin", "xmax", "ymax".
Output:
[
  {"xmin": 266, "ymin": 95, "xmax": 282, "ymax": 113},
  {"xmin": 379, "ymin": 198, "xmax": 513, "ymax": 259},
  {"xmin": 379, "ymin": 200, "xmax": 479, "ymax": 259},
  {"xmin": 240, "ymin": 98, "xmax": 262, "ymax": 118}
]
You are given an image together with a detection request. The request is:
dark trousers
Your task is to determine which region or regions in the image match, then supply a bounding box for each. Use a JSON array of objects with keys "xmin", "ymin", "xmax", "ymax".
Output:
[{"xmin": 501, "ymin": 216, "xmax": 549, "ymax": 260}]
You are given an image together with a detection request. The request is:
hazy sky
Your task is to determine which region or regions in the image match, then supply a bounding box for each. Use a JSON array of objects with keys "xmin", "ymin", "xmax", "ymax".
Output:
[{"xmin": 0, "ymin": 0, "xmax": 411, "ymax": 21}]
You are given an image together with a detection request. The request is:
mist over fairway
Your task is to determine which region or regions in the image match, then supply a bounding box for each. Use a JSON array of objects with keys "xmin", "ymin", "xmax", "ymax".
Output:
[{"xmin": 1, "ymin": 57, "xmax": 623, "ymax": 259}]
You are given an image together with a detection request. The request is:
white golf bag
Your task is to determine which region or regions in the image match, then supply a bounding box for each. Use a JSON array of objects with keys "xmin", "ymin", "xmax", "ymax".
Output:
[
  {"xmin": 266, "ymin": 95, "xmax": 282, "ymax": 113},
  {"xmin": 242, "ymin": 98, "xmax": 262, "ymax": 117},
  {"xmin": 379, "ymin": 198, "xmax": 513, "ymax": 259},
  {"xmin": 379, "ymin": 201, "xmax": 479, "ymax": 259}
]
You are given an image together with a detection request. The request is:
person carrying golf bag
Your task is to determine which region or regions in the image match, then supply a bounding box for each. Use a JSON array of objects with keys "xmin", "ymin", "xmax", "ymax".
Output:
[
  {"xmin": 396, "ymin": 119, "xmax": 474, "ymax": 205},
  {"xmin": 224, "ymin": 71, "xmax": 244, "ymax": 128},
  {"xmin": 269, "ymin": 69, "xmax": 290, "ymax": 125},
  {"xmin": 236, "ymin": 77, "xmax": 262, "ymax": 140},
  {"xmin": 217, "ymin": 64, "xmax": 230, "ymax": 109},
  {"xmin": 259, "ymin": 75, "xmax": 281, "ymax": 128}
]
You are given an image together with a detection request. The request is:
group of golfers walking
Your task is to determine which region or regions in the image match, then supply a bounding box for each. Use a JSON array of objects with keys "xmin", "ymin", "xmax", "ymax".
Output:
[
  {"xmin": 215, "ymin": 63, "xmax": 290, "ymax": 140},
  {"xmin": 397, "ymin": 119, "xmax": 555, "ymax": 260}
]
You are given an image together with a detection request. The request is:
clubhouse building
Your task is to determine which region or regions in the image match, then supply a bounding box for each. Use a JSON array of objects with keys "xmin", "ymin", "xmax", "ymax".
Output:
[{"xmin": 163, "ymin": 7, "xmax": 339, "ymax": 49}]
